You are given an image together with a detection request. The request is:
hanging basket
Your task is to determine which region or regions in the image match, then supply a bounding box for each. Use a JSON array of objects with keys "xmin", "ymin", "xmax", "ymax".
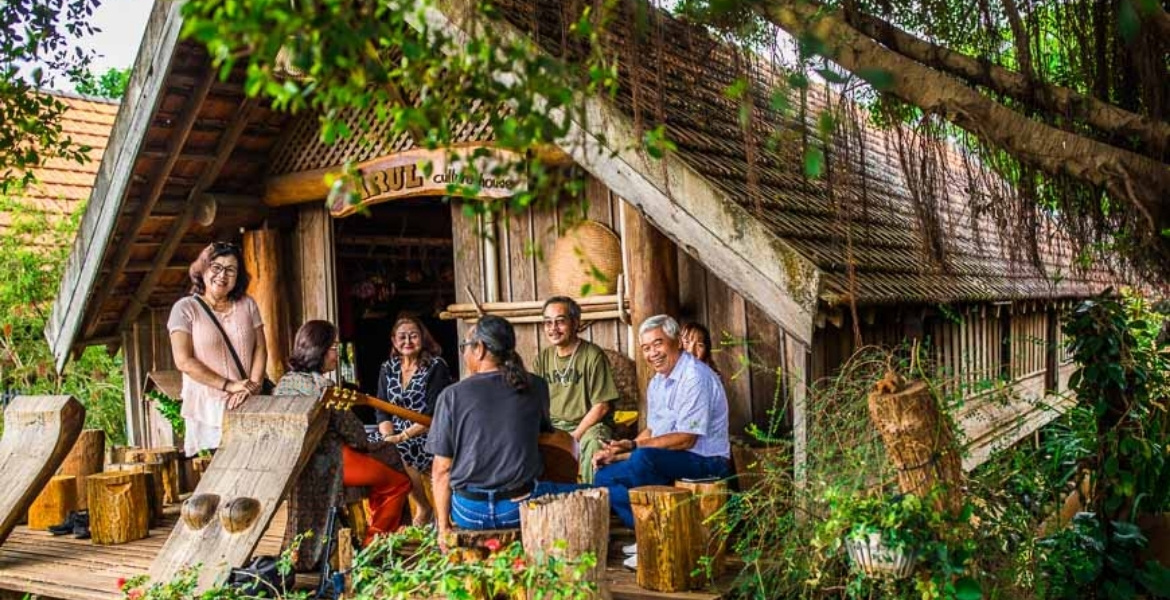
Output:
[
  {"xmin": 844, "ymin": 533, "xmax": 918, "ymax": 580},
  {"xmin": 547, "ymin": 220, "xmax": 622, "ymax": 297}
]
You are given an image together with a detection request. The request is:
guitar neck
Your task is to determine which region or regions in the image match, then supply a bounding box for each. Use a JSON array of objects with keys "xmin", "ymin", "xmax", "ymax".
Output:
[{"xmin": 323, "ymin": 388, "xmax": 433, "ymax": 427}]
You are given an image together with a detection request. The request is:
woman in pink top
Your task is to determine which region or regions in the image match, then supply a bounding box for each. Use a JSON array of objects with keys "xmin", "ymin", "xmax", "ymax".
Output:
[{"xmin": 167, "ymin": 242, "xmax": 268, "ymax": 456}]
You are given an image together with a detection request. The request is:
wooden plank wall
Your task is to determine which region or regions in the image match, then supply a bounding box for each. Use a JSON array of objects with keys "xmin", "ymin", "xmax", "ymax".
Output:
[
  {"xmin": 450, "ymin": 176, "xmax": 629, "ymax": 372},
  {"xmin": 120, "ymin": 308, "xmax": 176, "ymax": 448},
  {"xmin": 677, "ymin": 251, "xmax": 804, "ymax": 439}
]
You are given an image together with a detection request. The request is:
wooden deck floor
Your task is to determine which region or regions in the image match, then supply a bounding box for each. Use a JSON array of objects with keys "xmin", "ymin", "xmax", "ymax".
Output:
[{"xmin": 0, "ymin": 509, "xmax": 726, "ymax": 600}]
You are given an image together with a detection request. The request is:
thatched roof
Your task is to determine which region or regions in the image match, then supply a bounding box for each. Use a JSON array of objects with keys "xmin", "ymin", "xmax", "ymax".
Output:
[{"xmin": 493, "ymin": 0, "xmax": 1115, "ymax": 307}]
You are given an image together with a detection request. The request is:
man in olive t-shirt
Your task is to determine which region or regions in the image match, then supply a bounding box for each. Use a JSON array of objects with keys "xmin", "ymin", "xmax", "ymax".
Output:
[{"xmin": 532, "ymin": 296, "xmax": 620, "ymax": 483}]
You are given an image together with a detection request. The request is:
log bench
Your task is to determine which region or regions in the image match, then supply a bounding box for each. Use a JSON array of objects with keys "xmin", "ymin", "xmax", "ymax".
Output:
[{"xmin": 27, "ymin": 475, "xmax": 78, "ymax": 531}]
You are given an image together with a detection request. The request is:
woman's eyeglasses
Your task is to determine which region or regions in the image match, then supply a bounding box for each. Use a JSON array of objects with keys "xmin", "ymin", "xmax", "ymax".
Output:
[{"xmin": 208, "ymin": 264, "xmax": 239, "ymax": 277}]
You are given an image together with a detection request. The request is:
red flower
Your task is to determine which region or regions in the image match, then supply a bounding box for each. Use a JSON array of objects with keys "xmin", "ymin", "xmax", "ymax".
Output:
[
  {"xmin": 484, "ymin": 538, "xmax": 502, "ymax": 552},
  {"xmin": 127, "ymin": 590, "xmax": 143, "ymax": 600},
  {"xmin": 116, "ymin": 578, "xmax": 127, "ymax": 591},
  {"xmin": 512, "ymin": 557, "xmax": 526, "ymax": 573}
]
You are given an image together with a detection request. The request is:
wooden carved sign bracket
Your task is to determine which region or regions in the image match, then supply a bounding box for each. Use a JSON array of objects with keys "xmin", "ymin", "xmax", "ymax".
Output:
[
  {"xmin": 148, "ymin": 395, "xmax": 328, "ymax": 591},
  {"xmin": 0, "ymin": 395, "xmax": 85, "ymax": 547}
]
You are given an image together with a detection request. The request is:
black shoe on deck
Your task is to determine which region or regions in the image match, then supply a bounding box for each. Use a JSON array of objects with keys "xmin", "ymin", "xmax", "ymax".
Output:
[{"xmin": 49, "ymin": 510, "xmax": 87, "ymax": 536}]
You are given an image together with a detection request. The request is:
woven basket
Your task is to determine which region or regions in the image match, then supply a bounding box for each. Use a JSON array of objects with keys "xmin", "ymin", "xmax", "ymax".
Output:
[{"xmin": 547, "ymin": 220, "xmax": 622, "ymax": 297}]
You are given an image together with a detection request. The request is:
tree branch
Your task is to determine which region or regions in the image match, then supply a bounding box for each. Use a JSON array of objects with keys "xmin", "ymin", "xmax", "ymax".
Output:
[
  {"xmin": 754, "ymin": 0, "xmax": 1170, "ymax": 250},
  {"xmin": 845, "ymin": 7, "xmax": 1170, "ymax": 157}
]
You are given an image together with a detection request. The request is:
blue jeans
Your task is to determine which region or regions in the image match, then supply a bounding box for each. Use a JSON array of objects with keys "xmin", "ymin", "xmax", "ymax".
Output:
[
  {"xmin": 594, "ymin": 448, "xmax": 732, "ymax": 528},
  {"xmin": 450, "ymin": 481, "xmax": 582, "ymax": 529}
]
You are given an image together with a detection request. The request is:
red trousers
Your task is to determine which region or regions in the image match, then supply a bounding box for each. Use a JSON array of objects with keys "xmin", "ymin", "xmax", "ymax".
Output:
[{"xmin": 342, "ymin": 445, "xmax": 412, "ymax": 545}]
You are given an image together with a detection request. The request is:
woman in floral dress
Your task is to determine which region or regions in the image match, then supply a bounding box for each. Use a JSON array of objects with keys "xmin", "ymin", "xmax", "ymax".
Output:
[{"xmin": 376, "ymin": 316, "xmax": 453, "ymax": 526}]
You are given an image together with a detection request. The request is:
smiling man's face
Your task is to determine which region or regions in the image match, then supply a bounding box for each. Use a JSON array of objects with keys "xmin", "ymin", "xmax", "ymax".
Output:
[{"xmin": 640, "ymin": 326, "xmax": 681, "ymax": 376}]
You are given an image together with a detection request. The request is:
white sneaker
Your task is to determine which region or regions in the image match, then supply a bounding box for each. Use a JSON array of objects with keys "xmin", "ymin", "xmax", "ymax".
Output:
[
  {"xmin": 622, "ymin": 554, "xmax": 637, "ymax": 570},
  {"xmin": 621, "ymin": 543, "xmax": 637, "ymax": 556}
]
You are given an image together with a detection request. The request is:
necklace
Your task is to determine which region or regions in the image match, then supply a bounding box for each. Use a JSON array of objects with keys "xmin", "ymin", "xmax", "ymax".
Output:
[{"xmin": 550, "ymin": 341, "xmax": 581, "ymax": 387}]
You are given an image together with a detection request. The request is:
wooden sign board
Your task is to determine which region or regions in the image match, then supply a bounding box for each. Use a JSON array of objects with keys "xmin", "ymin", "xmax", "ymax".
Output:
[{"xmin": 329, "ymin": 146, "xmax": 526, "ymax": 217}]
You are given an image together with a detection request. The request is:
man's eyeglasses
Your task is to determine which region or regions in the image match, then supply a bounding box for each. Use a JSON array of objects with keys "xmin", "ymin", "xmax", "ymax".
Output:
[{"xmin": 542, "ymin": 316, "xmax": 572, "ymax": 329}]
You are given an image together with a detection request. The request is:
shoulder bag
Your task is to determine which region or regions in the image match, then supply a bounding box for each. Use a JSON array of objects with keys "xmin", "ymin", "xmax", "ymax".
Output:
[{"xmin": 192, "ymin": 295, "xmax": 276, "ymax": 395}]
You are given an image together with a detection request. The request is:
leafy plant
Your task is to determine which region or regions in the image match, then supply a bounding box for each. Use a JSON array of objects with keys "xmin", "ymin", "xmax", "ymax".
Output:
[
  {"xmin": 146, "ymin": 389, "xmax": 184, "ymax": 437},
  {"xmin": 351, "ymin": 527, "xmax": 597, "ymax": 600}
]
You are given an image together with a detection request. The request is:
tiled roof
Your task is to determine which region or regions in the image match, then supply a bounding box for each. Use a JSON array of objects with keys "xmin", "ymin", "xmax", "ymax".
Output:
[
  {"xmin": 497, "ymin": 0, "xmax": 1115, "ymax": 306},
  {"xmin": 3, "ymin": 92, "xmax": 119, "ymax": 245}
]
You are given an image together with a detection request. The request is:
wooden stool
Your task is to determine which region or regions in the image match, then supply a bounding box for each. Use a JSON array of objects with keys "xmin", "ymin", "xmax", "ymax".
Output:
[
  {"xmin": 58, "ymin": 429, "xmax": 105, "ymax": 510},
  {"xmin": 345, "ymin": 499, "xmax": 370, "ymax": 546},
  {"xmin": 520, "ymin": 489, "xmax": 610, "ymax": 598},
  {"xmin": 675, "ymin": 479, "xmax": 730, "ymax": 581},
  {"xmin": 130, "ymin": 448, "xmax": 181, "ymax": 505},
  {"xmin": 87, "ymin": 471, "xmax": 150, "ymax": 544},
  {"xmin": 444, "ymin": 528, "xmax": 521, "ymax": 562},
  {"xmin": 28, "ymin": 475, "xmax": 78, "ymax": 530},
  {"xmin": 629, "ymin": 485, "xmax": 703, "ymax": 592},
  {"xmin": 108, "ymin": 462, "xmax": 165, "ymax": 525}
]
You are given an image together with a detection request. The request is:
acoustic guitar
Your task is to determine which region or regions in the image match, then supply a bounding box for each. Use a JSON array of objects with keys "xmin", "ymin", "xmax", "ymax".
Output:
[{"xmin": 320, "ymin": 387, "xmax": 579, "ymax": 484}]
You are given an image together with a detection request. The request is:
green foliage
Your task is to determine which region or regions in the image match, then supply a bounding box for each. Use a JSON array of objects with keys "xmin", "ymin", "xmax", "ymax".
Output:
[
  {"xmin": 352, "ymin": 527, "xmax": 597, "ymax": 600},
  {"xmin": 73, "ymin": 66, "xmax": 131, "ymax": 99},
  {"xmin": 1053, "ymin": 290, "xmax": 1170, "ymax": 597},
  {"xmin": 179, "ymin": 0, "xmax": 627, "ymax": 220},
  {"xmin": 0, "ymin": 0, "xmax": 98, "ymax": 193},
  {"xmin": 0, "ymin": 189, "xmax": 125, "ymax": 444},
  {"xmin": 146, "ymin": 389, "xmax": 184, "ymax": 437}
]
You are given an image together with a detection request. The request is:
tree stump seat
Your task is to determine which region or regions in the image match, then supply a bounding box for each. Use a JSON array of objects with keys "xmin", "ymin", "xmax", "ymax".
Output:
[
  {"xmin": 87, "ymin": 471, "xmax": 150, "ymax": 545},
  {"xmin": 629, "ymin": 485, "xmax": 704, "ymax": 592},
  {"xmin": 108, "ymin": 462, "xmax": 165, "ymax": 525},
  {"xmin": 28, "ymin": 475, "xmax": 78, "ymax": 530},
  {"xmin": 674, "ymin": 479, "xmax": 730, "ymax": 581}
]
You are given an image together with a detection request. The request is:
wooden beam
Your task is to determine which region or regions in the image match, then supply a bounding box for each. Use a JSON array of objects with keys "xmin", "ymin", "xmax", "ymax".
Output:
[
  {"xmin": 118, "ymin": 99, "xmax": 259, "ymax": 333},
  {"xmin": 81, "ymin": 69, "xmax": 217, "ymax": 340},
  {"xmin": 124, "ymin": 262, "xmax": 189, "ymax": 274}
]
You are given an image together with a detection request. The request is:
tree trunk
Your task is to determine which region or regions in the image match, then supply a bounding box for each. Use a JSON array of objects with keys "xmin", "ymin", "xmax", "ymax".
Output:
[
  {"xmin": 57, "ymin": 429, "xmax": 105, "ymax": 511},
  {"xmin": 244, "ymin": 228, "xmax": 288, "ymax": 382},
  {"xmin": 674, "ymin": 480, "xmax": 729, "ymax": 581},
  {"xmin": 87, "ymin": 471, "xmax": 151, "ymax": 545},
  {"xmin": 845, "ymin": 10, "xmax": 1170, "ymax": 157},
  {"xmin": 520, "ymin": 488, "xmax": 611, "ymax": 599},
  {"xmin": 623, "ymin": 204, "xmax": 679, "ymax": 427},
  {"xmin": 27, "ymin": 475, "xmax": 78, "ymax": 531},
  {"xmin": 756, "ymin": 0, "xmax": 1170, "ymax": 252},
  {"xmin": 866, "ymin": 378, "xmax": 963, "ymax": 515},
  {"xmin": 629, "ymin": 486, "xmax": 703, "ymax": 592}
]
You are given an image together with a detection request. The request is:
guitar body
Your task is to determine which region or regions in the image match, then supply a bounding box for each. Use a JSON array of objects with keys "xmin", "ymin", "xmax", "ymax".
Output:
[
  {"xmin": 322, "ymin": 388, "xmax": 580, "ymax": 483},
  {"xmin": 537, "ymin": 430, "xmax": 578, "ymax": 484}
]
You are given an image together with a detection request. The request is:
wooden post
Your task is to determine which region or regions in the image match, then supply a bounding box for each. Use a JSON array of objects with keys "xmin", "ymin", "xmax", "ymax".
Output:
[
  {"xmin": 629, "ymin": 486, "xmax": 703, "ymax": 592},
  {"xmin": 520, "ymin": 489, "xmax": 611, "ymax": 599},
  {"xmin": 87, "ymin": 471, "xmax": 151, "ymax": 545},
  {"xmin": 622, "ymin": 203, "xmax": 679, "ymax": 425},
  {"xmin": 675, "ymin": 480, "xmax": 730, "ymax": 581},
  {"xmin": 57, "ymin": 429, "xmax": 105, "ymax": 510},
  {"xmin": 244, "ymin": 228, "xmax": 288, "ymax": 382},
  {"xmin": 27, "ymin": 475, "xmax": 78, "ymax": 530}
]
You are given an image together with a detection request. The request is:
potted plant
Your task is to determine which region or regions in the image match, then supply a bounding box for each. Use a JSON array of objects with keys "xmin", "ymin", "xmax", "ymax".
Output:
[{"xmin": 817, "ymin": 489, "xmax": 936, "ymax": 580}]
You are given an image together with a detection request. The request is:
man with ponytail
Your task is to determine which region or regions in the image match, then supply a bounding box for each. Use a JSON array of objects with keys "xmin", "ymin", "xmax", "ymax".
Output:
[{"xmin": 426, "ymin": 315, "xmax": 576, "ymax": 547}]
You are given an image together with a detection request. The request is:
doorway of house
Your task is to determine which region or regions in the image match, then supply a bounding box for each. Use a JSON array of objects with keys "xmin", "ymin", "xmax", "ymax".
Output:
[{"xmin": 332, "ymin": 198, "xmax": 458, "ymax": 423}]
